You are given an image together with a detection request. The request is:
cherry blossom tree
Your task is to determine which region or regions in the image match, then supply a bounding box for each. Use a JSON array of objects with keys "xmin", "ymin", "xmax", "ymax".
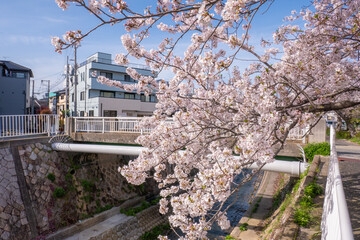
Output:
[{"xmin": 53, "ymin": 0, "xmax": 360, "ymax": 239}]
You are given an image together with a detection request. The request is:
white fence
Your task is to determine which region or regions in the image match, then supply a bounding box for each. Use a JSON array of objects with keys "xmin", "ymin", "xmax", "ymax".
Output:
[
  {"xmin": 287, "ymin": 125, "xmax": 307, "ymax": 141},
  {"xmin": 73, "ymin": 117, "xmax": 307, "ymax": 141},
  {"xmin": 321, "ymin": 124, "xmax": 354, "ymax": 240},
  {"xmin": 0, "ymin": 114, "xmax": 60, "ymax": 138},
  {"xmin": 73, "ymin": 117, "xmax": 152, "ymax": 134}
]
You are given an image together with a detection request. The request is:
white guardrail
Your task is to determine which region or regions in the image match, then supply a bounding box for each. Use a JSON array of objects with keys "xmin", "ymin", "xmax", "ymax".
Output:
[
  {"xmin": 73, "ymin": 117, "xmax": 306, "ymax": 140},
  {"xmin": 0, "ymin": 114, "xmax": 60, "ymax": 138},
  {"xmin": 321, "ymin": 124, "xmax": 354, "ymax": 240},
  {"xmin": 74, "ymin": 117, "xmax": 152, "ymax": 134}
]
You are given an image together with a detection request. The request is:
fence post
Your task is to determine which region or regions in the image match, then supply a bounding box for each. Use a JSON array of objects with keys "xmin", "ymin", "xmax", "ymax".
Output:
[
  {"xmin": 47, "ymin": 115, "xmax": 50, "ymax": 136},
  {"xmin": 102, "ymin": 118, "xmax": 105, "ymax": 133},
  {"xmin": 74, "ymin": 118, "xmax": 77, "ymax": 133}
]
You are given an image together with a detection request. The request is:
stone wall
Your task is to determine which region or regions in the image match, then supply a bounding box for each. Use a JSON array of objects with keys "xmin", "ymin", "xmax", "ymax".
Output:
[
  {"xmin": 0, "ymin": 139, "xmax": 157, "ymax": 239},
  {"xmin": 0, "ymin": 146, "xmax": 30, "ymax": 240}
]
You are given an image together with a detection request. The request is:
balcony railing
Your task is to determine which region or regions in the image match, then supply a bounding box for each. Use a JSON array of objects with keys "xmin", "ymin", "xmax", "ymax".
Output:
[
  {"xmin": 0, "ymin": 114, "xmax": 60, "ymax": 138},
  {"xmin": 79, "ymin": 57, "xmax": 151, "ymax": 71}
]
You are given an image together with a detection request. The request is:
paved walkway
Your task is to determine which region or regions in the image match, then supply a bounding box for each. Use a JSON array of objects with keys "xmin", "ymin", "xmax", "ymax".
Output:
[{"xmin": 336, "ymin": 139, "xmax": 360, "ymax": 239}]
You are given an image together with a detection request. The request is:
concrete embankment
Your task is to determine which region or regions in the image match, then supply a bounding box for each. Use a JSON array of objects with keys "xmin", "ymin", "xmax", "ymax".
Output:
[{"xmin": 230, "ymin": 155, "xmax": 328, "ymax": 239}]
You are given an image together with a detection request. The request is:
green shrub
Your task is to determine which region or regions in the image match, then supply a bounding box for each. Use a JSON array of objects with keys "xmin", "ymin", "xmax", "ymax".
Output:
[
  {"xmin": 303, "ymin": 142, "xmax": 330, "ymax": 162},
  {"xmin": 120, "ymin": 199, "xmax": 156, "ymax": 216},
  {"xmin": 53, "ymin": 187, "xmax": 66, "ymax": 198},
  {"xmin": 225, "ymin": 235, "xmax": 236, "ymax": 240},
  {"xmin": 294, "ymin": 208, "xmax": 311, "ymax": 227},
  {"xmin": 299, "ymin": 195, "xmax": 313, "ymax": 208},
  {"xmin": 81, "ymin": 180, "xmax": 95, "ymax": 192},
  {"xmin": 47, "ymin": 173, "xmax": 55, "ymax": 182},
  {"xmin": 304, "ymin": 183, "xmax": 323, "ymax": 198},
  {"xmin": 336, "ymin": 130, "xmax": 351, "ymax": 139},
  {"xmin": 94, "ymin": 204, "xmax": 112, "ymax": 214},
  {"xmin": 140, "ymin": 224, "xmax": 170, "ymax": 240}
]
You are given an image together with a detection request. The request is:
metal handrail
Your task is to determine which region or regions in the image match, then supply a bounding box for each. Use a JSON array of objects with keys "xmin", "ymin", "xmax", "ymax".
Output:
[
  {"xmin": 0, "ymin": 114, "xmax": 60, "ymax": 138},
  {"xmin": 72, "ymin": 116, "xmax": 305, "ymax": 140},
  {"xmin": 321, "ymin": 124, "xmax": 354, "ymax": 240}
]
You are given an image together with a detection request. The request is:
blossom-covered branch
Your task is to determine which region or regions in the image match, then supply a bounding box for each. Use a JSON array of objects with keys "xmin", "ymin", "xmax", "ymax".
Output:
[{"xmin": 53, "ymin": 0, "xmax": 360, "ymax": 239}]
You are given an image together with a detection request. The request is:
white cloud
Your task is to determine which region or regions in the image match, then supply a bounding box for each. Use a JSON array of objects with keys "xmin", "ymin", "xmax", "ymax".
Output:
[{"xmin": 6, "ymin": 35, "xmax": 50, "ymax": 45}]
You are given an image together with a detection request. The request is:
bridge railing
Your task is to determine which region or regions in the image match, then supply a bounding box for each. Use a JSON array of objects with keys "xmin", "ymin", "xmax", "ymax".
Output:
[
  {"xmin": 287, "ymin": 124, "xmax": 307, "ymax": 142},
  {"xmin": 0, "ymin": 114, "xmax": 60, "ymax": 138},
  {"xmin": 321, "ymin": 124, "xmax": 354, "ymax": 240},
  {"xmin": 73, "ymin": 117, "xmax": 153, "ymax": 134},
  {"xmin": 73, "ymin": 116, "xmax": 307, "ymax": 140}
]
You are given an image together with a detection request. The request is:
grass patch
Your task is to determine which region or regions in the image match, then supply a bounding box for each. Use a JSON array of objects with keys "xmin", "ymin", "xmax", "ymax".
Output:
[
  {"xmin": 294, "ymin": 208, "xmax": 311, "ymax": 227},
  {"xmin": 251, "ymin": 197, "xmax": 262, "ymax": 215},
  {"xmin": 239, "ymin": 223, "xmax": 248, "ymax": 231},
  {"xmin": 140, "ymin": 223, "xmax": 170, "ymax": 240},
  {"xmin": 293, "ymin": 182, "xmax": 323, "ymax": 227},
  {"xmin": 336, "ymin": 130, "xmax": 351, "ymax": 139},
  {"xmin": 225, "ymin": 235, "xmax": 236, "ymax": 239},
  {"xmin": 47, "ymin": 173, "xmax": 55, "ymax": 182},
  {"xmin": 53, "ymin": 187, "xmax": 66, "ymax": 198},
  {"xmin": 120, "ymin": 200, "xmax": 153, "ymax": 216}
]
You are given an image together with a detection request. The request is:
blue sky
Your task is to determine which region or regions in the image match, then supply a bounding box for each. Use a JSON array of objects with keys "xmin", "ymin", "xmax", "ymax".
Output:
[{"xmin": 0, "ymin": 0, "xmax": 310, "ymax": 98}]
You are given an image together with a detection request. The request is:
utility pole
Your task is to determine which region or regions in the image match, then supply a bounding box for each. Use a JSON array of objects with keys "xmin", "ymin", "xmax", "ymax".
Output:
[
  {"xmin": 41, "ymin": 80, "xmax": 50, "ymax": 109},
  {"xmin": 65, "ymin": 56, "xmax": 69, "ymax": 133},
  {"xmin": 31, "ymin": 80, "xmax": 35, "ymax": 114},
  {"xmin": 74, "ymin": 44, "xmax": 78, "ymax": 117}
]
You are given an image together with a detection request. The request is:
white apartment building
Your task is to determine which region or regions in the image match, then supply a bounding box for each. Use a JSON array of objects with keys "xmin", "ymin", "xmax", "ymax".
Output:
[{"xmin": 69, "ymin": 52, "xmax": 157, "ymax": 117}]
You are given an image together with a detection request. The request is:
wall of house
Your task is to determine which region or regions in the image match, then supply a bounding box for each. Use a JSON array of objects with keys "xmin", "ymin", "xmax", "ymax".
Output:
[
  {"xmin": 99, "ymin": 98, "xmax": 156, "ymax": 117},
  {"xmin": 0, "ymin": 76, "xmax": 28, "ymax": 114}
]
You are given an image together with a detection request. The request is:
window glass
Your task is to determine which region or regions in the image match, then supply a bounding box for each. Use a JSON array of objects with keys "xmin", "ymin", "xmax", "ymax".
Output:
[
  {"xmin": 103, "ymin": 110, "xmax": 117, "ymax": 117},
  {"xmin": 124, "ymin": 93, "xmax": 135, "ymax": 99},
  {"xmin": 80, "ymin": 91, "xmax": 85, "ymax": 100},
  {"xmin": 88, "ymin": 110, "xmax": 94, "ymax": 117},
  {"xmin": 15, "ymin": 72, "xmax": 26, "ymax": 78},
  {"xmin": 124, "ymin": 74, "xmax": 132, "ymax": 82},
  {"xmin": 100, "ymin": 72, "xmax": 113, "ymax": 79},
  {"xmin": 100, "ymin": 91, "xmax": 115, "ymax": 98}
]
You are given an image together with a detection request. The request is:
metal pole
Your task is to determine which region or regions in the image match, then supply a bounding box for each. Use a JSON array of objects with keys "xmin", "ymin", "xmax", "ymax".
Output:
[
  {"xmin": 31, "ymin": 80, "xmax": 35, "ymax": 114},
  {"xmin": 74, "ymin": 44, "xmax": 78, "ymax": 117},
  {"xmin": 65, "ymin": 56, "xmax": 69, "ymax": 134}
]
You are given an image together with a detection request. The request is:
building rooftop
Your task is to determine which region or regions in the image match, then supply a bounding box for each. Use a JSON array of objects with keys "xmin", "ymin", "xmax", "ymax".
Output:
[{"xmin": 0, "ymin": 60, "xmax": 34, "ymax": 77}]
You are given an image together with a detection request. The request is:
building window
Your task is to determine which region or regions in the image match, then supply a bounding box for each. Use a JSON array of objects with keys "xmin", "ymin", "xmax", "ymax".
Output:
[
  {"xmin": 100, "ymin": 72, "xmax": 113, "ymax": 79},
  {"xmin": 88, "ymin": 110, "xmax": 94, "ymax": 117},
  {"xmin": 124, "ymin": 74, "xmax": 131, "ymax": 82},
  {"xmin": 71, "ymin": 93, "xmax": 74, "ymax": 102},
  {"xmin": 80, "ymin": 111, "xmax": 85, "ymax": 116},
  {"xmin": 100, "ymin": 91, "xmax": 115, "ymax": 98},
  {"xmin": 15, "ymin": 72, "xmax": 26, "ymax": 78},
  {"xmin": 140, "ymin": 94, "xmax": 157, "ymax": 102},
  {"xmin": 124, "ymin": 93, "xmax": 135, "ymax": 99},
  {"xmin": 103, "ymin": 110, "xmax": 117, "ymax": 117},
  {"xmin": 80, "ymin": 91, "xmax": 85, "ymax": 100}
]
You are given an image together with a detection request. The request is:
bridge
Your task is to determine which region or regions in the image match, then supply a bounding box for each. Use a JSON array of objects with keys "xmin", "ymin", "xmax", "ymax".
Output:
[{"xmin": 0, "ymin": 114, "xmax": 356, "ymax": 239}]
